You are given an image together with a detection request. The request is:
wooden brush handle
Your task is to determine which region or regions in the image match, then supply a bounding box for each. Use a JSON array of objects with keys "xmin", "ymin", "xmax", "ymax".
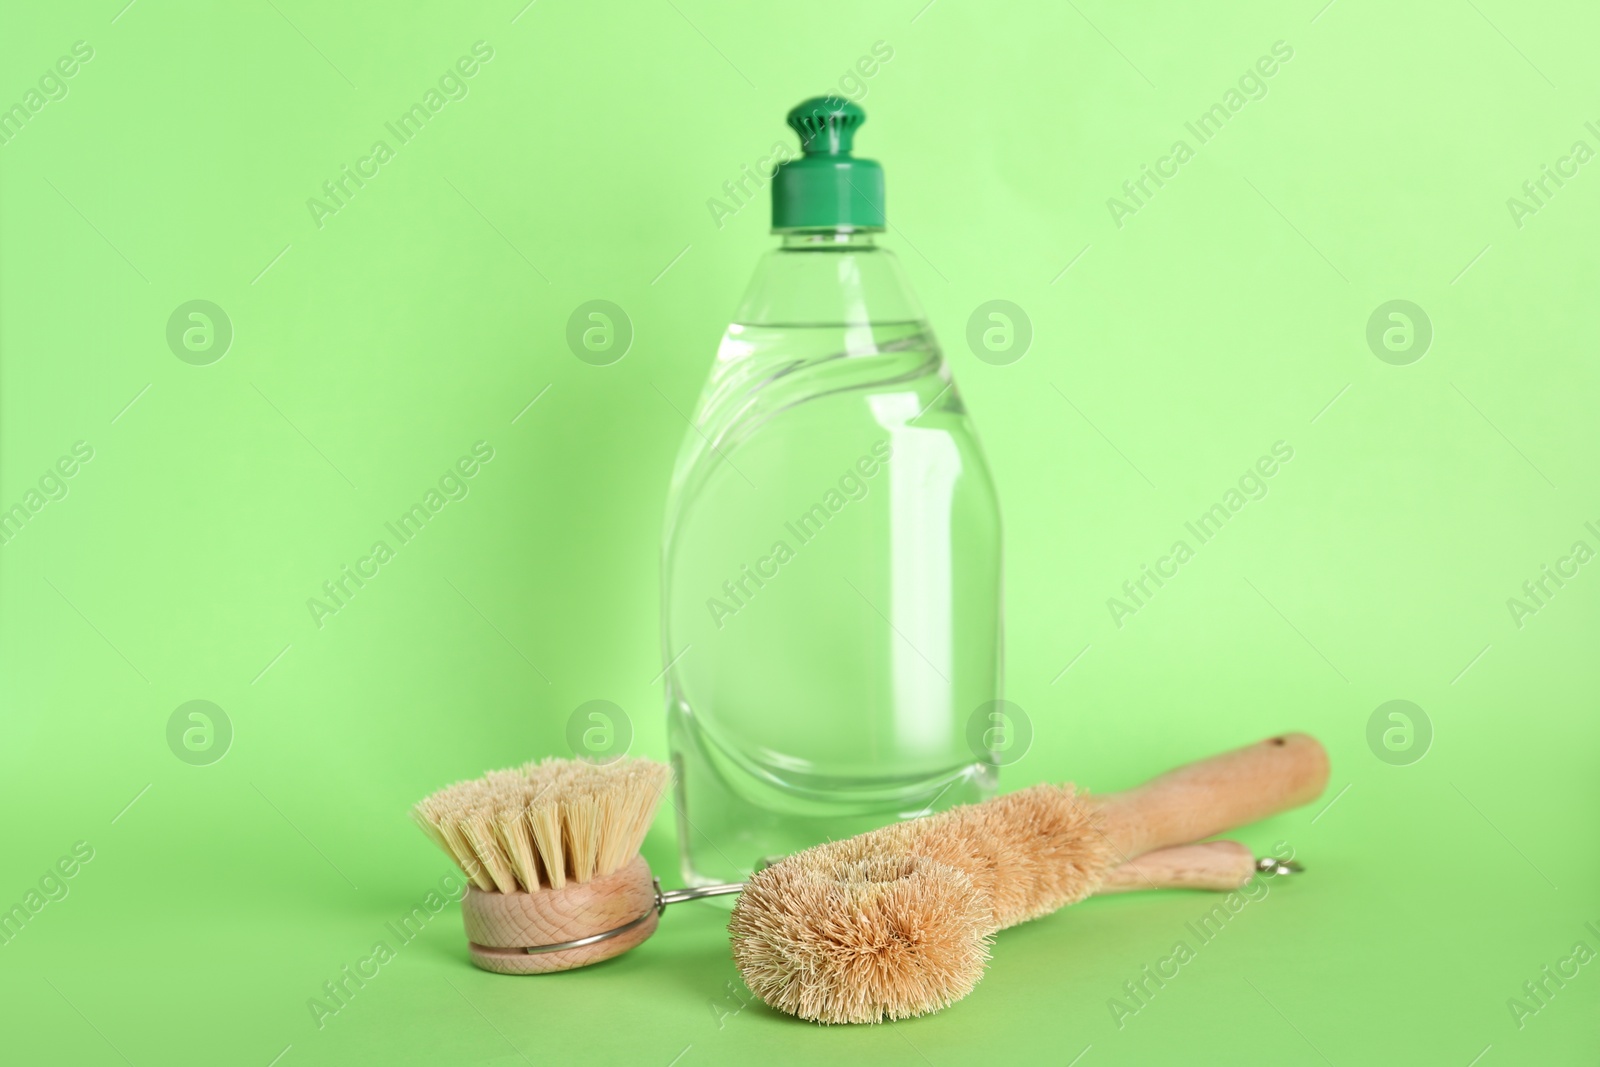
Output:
[
  {"xmin": 1094, "ymin": 840, "xmax": 1258, "ymax": 894},
  {"xmin": 1092, "ymin": 733, "xmax": 1328, "ymax": 860}
]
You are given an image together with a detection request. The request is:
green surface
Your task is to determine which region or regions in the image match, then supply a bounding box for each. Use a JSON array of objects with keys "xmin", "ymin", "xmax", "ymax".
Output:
[{"xmin": 2, "ymin": 1, "xmax": 1597, "ymax": 1064}]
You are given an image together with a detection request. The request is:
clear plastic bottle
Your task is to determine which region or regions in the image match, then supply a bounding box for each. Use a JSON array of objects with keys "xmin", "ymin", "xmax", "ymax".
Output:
[{"xmin": 662, "ymin": 98, "xmax": 1002, "ymax": 885}]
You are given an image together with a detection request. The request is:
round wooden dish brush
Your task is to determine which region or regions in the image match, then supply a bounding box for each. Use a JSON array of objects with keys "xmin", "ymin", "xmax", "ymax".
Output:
[
  {"xmin": 729, "ymin": 732, "xmax": 1329, "ymax": 1023},
  {"xmin": 411, "ymin": 757, "xmax": 672, "ymax": 974}
]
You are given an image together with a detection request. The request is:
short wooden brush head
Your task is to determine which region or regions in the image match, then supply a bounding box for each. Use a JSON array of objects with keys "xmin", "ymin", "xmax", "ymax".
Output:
[
  {"xmin": 463, "ymin": 855, "xmax": 658, "ymax": 974},
  {"xmin": 730, "ymin": 784, "xmax": 1114, "ymax": 1024},
  {"xmin": 412, "ymin": 757, "xmax": 671, "ymax": 973}
]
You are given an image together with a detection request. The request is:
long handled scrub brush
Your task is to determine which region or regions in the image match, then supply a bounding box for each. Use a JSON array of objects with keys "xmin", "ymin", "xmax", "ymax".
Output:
[
  {"xmin": 412, "ymin": 734, "xmax": 1322, "ymax": 995},
  {"xmin": 730, "ymin": 732, "xmax": 1329, "ymax": 1022}
]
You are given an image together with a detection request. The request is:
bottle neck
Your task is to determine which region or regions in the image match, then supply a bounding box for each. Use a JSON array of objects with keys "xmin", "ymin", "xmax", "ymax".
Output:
[
  {"xmin": 735, "ymin": 228, "xmax": 921, "ymax": 327},
  {"xmin": 779, "ymin": 231, "xmax": 880, "ymax": 251}
]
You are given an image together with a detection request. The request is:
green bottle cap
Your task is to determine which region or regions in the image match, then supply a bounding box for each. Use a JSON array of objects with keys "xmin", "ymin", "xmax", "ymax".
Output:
[{"xmin": 771, "ymin": 97, "xmax": 886, "ymax": 233}]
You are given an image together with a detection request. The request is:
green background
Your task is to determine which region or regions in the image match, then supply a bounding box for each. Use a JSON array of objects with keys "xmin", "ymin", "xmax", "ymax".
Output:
[{"xmin": 2, "ymin": 0, "xmax": 1596, "ymax": 1063}]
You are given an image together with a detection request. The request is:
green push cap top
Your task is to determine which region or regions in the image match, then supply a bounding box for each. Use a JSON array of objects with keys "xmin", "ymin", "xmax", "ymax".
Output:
[{"xmin": 771, "ymin": 97, "xmax": 886, "ymax": 232}]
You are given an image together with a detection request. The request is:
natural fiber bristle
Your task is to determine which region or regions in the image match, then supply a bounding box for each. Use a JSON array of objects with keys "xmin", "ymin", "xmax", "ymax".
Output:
[
  {"xmin": 412, "ymin": 757, "xmax": 670, "ymax": 893},
  {"xmin": 729, "ymin": 832, "xmax": 990, "ymax": 1025},
  {"xmin": 729, "ymin": 783, "xmax": 1116, "ymax": 1023},
  {"xmin": 922, "ymin": 784, "xmax": 1117, "ymax": 928}
]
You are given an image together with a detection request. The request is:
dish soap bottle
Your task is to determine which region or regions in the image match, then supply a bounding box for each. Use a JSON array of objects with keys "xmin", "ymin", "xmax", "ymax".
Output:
[{"xmin": 662, "ymin": 97, "xmax": 1003, "ymax": 885}]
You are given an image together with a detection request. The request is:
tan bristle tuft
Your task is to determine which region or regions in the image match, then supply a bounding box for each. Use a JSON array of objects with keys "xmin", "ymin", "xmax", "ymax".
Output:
[
  {"xmin": 411, "ymin": 757, "xmax": 670, "ymax": 894},
  {"xmin": 911, "ymin": 783, "xmax": 1115, "ymax": 929},
  {"xmin": 463, "ymin": 805, "xmax": 520, "ymax": 892},
  {"xmin": 527, "ymin": 796, "xmax": 566, "ymax": 889},
  {"xmin": 729, "ymin": 836, "xmax": 991, "ymax": 1025},
  {"xmin": 494, "ymin": 807, "xmax": 540, "ymax": 891},
  {"xmin": 565, "ymin": 792, "xmax": 600, "ymax": 883},
  {"xmin": 729, "ymin": 783, "xmax": 1118, "ymax": 1023}
]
